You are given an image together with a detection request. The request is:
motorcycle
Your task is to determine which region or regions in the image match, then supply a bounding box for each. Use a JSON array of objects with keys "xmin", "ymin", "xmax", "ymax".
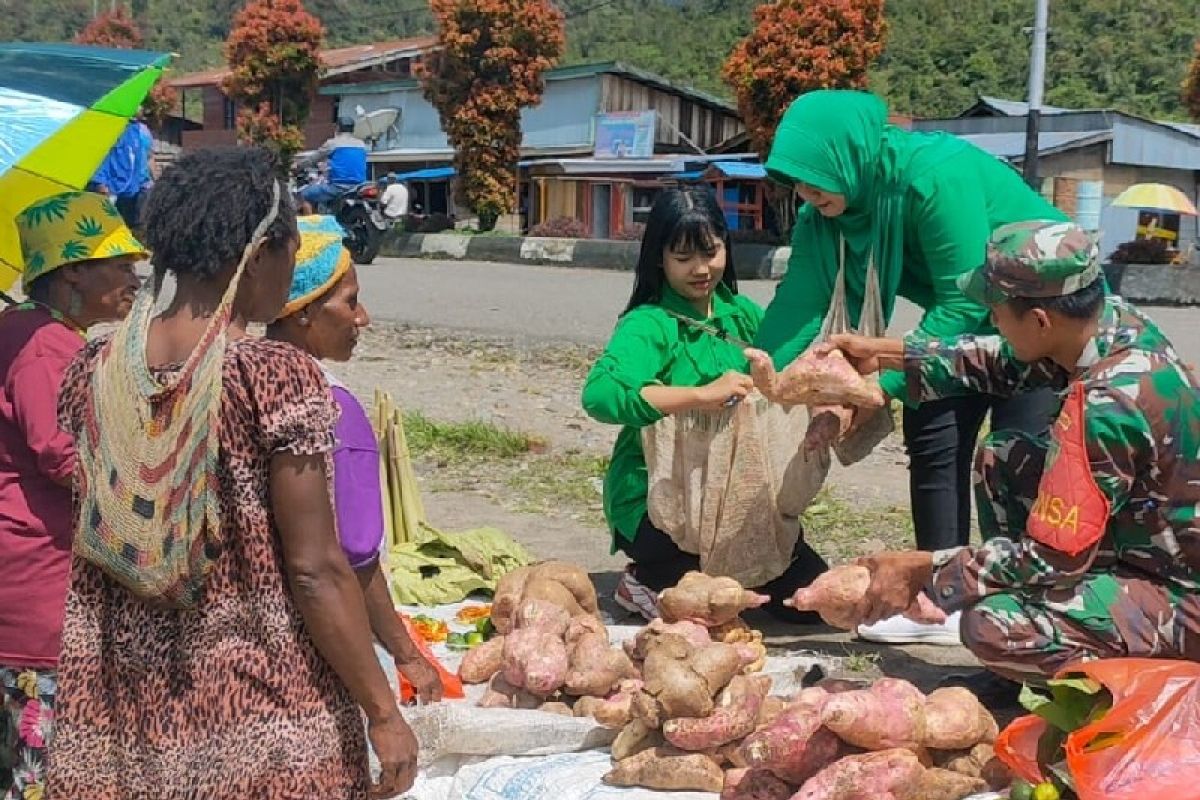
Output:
[{"xmin": 293, "ymin": 173, "xmax": 391, "ymax": 265}]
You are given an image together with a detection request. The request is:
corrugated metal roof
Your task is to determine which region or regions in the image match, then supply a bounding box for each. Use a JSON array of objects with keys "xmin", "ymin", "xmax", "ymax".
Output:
[
  {"xmin": 706, "ymin": 161, "xmax": 766, "ymax": 179},
  {"xmin": 976, "ymin": 95, "xmax": 1071, "ymax": 116},
  {"xmin": 1164, "ymin": 121, "xmax": 1200, "ymax": 138},
  {"xmin": 170, "ymin": 36, "xmax": 435, "ymax": 88},
  {"xmin": 953, "ymin": 130, "xmax": 1111, "ymax": 159}
]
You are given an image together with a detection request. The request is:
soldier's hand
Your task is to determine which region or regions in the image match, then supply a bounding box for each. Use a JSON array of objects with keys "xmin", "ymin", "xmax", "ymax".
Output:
[
  {"xmin": 818, "ymin": 334, "xmax": 905, "ymax": 375},
  {"xmin": 855, "ymin": 551, "xmax": 934, "ymax": 625}
]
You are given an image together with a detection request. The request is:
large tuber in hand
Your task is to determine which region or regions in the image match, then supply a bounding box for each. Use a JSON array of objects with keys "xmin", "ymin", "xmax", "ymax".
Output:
[
  {"xmin": 783, "ymin": 564, "xmax": 946, "ymax": 630},
  {"xmin": 745, "ymin": 348, "xmax": 885, "ymax": 409}
]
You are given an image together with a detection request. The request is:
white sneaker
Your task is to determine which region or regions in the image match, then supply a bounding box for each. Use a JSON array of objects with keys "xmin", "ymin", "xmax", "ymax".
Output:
[
  {"xmin": 856, "ymin": 611, "xmax": 962, "ymax": 646},
  {"xmin": 614, "ymin": 567, "xmax": 660, "ymax": 622}
]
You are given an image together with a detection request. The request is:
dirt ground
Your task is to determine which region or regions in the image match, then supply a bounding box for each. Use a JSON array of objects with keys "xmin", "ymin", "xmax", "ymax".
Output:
[{"xmin": 332, "ymin": 322, "xmax": 984, "ymax": 689}]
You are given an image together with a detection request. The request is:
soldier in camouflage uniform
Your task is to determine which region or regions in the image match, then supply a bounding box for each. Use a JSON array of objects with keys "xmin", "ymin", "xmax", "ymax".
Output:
[{"xmin": 827, "ymin": 219, "xmax": 1200, "ymax": 683}]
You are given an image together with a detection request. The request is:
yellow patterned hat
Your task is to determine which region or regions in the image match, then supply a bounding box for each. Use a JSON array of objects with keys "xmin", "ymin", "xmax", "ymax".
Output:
[
  {"xmin": 280, "ymin": 215, "xmax": 352, "ymax": 318},
  {"xmin": 17, "ymin": 192, "xmax": 147, "ymax": 289}
]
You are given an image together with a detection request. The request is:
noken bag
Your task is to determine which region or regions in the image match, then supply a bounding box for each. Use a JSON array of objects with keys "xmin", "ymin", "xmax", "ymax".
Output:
[
  {"xmin": 820, "ymin": 240, "xmax": 893, "ymax": 466},
  {"xmin": 642, "ymin": 393, "xmax": 826, "ymax": 587}
]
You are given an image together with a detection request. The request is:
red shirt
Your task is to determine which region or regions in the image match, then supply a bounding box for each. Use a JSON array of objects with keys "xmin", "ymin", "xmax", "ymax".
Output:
[{"xmin": 0, "ymin": 306, "xmax": 82, "ymax": 668}]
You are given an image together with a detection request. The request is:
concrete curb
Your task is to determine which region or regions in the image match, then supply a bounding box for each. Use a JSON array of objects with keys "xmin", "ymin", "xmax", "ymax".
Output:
[
  {"xmin": 1103, "ymin": 262, "xmax": 1200, "ymax": 306},
  {"xmin": 381, "ymin": 231, "xmax": 792, "ymax": 279}
]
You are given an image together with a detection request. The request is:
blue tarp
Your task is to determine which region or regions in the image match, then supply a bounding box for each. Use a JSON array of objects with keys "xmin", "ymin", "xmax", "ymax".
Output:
[
  {"xmin": 393, "ymin": 166, "xmax": 455, "ymax": 181},
  {"xmin": 707, "ymin": 161, "xmax": 767, "ymax": 180}
]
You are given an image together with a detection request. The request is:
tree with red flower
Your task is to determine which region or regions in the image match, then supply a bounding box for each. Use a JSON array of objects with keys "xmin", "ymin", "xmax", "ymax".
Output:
[
  {"xmin": 223, "ymin": 0, "xmax": 324, "ymax": 167},
  {"xmin": 420, "ymin": 0, "xmax": 565, "ymax": 231}
]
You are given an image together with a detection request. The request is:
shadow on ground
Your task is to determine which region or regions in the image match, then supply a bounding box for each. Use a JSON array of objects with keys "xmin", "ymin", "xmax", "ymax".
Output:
[{"xmin": 593, "ymin": 569, "xmax": 987, "ymax": 697}]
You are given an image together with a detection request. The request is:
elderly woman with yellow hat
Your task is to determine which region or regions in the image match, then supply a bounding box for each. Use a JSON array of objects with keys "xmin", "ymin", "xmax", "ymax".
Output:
[
  {"xmin": 0, "ymin": 191, "xmax": 142, "ymax": 800},
  {"xmin": 267, "ymin": 215, "xmax": 442, "ymax": 704}
]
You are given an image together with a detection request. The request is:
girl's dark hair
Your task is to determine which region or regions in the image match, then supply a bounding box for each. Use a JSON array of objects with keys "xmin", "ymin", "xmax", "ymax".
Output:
[
  {"xmin": 141, "ymin": 146, "xmax": 297, "ymax": 279},
  {"xmin": 623, "ymin": 187, "xmax": 736, "ymax": 314}
]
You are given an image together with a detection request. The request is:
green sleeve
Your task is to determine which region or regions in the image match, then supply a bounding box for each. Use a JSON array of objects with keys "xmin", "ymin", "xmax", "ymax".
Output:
[
  {"xmin": 581, "ymin": 310, "xmax": 670, "ymax": 428},
  {"xmin": 753, "ymin": 212, "xmax": 832, "ymax": 370},
  {"xmin": 883, "ymin": 174, "xmax": 997, "ymax": 403},
  {"xmin": 903, "ymin": 333, "xmax": 1064, "ymax": 404}
]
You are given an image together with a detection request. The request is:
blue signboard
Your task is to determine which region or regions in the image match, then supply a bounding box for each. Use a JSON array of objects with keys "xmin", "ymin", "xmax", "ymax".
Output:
[{"xmin": 594, "ymin": 110, "xmax": 657, "ymax": 159}]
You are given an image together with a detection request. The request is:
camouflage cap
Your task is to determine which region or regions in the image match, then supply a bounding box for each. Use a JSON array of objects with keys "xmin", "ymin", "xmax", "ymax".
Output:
[{"xmin": 958, "ymin": 220, "xmax": 1101, "ymax": 306}]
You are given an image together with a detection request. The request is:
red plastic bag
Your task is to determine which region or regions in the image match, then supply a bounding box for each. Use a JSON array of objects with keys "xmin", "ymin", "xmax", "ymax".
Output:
[
  {"xmin": 995, "ymin": 658, "xmax": 1200, "ymax": 800},
  {"xmin": 994, "ymin": 713, "xmax": 1048, "ymax": 785},
  {"xmin": 396, "ymin": 612, "xmax": 465, "ymax": 704}
]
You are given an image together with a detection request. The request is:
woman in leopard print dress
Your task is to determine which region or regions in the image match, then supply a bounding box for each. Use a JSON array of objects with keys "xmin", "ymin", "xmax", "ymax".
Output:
[{"xmin": 47, "ymin": 148, "xmax": 417, "ymax": 799}]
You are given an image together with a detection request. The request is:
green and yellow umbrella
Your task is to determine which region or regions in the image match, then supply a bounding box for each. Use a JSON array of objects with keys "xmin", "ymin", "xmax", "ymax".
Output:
[{"xmin": 0, "ymin": 42, "xmax": 171, "ymax": 289}]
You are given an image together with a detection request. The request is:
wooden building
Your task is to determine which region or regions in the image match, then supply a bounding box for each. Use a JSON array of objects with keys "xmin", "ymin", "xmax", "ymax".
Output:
[{"xmin": 168, "ymin": 36, "xmax": 435, "ymax": 150}]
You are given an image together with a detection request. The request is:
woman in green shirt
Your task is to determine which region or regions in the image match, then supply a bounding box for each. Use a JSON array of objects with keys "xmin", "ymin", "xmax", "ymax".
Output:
[
  {"xmin": 583, "ymin": 188, "xmax": 827, "ymax": 622},
  {"xmin": 756, "ymin": 90, "xmax": 1065, "ymax": 643}
]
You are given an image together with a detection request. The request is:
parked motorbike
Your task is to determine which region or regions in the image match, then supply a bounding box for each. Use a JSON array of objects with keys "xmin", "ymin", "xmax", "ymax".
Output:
[{"xmin": 293, "ymin": 173, "xmax": 390, "ymax": 265}]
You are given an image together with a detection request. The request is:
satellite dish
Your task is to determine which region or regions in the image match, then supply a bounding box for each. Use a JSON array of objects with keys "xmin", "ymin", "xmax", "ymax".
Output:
[{"xmin": 354, "ymin": 108, "xmax": 400, "ymax": 144}]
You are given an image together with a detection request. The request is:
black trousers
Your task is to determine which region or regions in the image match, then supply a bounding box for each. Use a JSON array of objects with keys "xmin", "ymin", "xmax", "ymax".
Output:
[
  {"xmin": 617, "ymin": 515, "xmax": 828, "ymax": 624},
  {"xmin": 903, "ymin": 388, "xmax": 1060, "ymax": 552}
]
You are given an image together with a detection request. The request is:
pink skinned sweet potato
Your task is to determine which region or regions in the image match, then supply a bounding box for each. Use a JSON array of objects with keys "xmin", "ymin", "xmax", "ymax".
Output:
[
  {"xmin": 740, "ymin": 688, "xmax": 843, "ymax": 785},
  {"xmin": 513, "ymin": 598, "xmax": 572, "ymax": 636},
  {"xmin": 502, "ymin": 626, "xmax": 569, "ymax": 697},
  {"xmin": 479, "ymin": 674, "xmax": 540, "ymax": 709},
  {"xmin": 821, "ymin": 678, "xmax": 927, "ymax": 751},
  {"xmin": 784, "ymin": 565, "xmax": 947, "ymax": 630},
  {"xmin": 662, "ymin": 674, "xmax": 770, "ymax": 751},
  {"xmin": 659, "ymin": 572, "xmax": 770, "ymax": 627},
  {"xmin": 721, "ymin": 768, "xmax": 794, "ymax": 800},
  {"xmin": 804, "ymin": 405, "xmax": 854, "ymax": 451},
  {"xmin": 791, "ymin": 748, "xmax": 926, "ymax": 800},
  {"xmin": 575, "ymin": 679, "xmax": 643, "ymax": 728},
  {"xmin": 491, "ymin": 561, "xmax": 599, "ymax": 634},
  {"xmin": 921, "ymin": 687, "xmax": 998, "ymax": 750},
  {"xmin": 459, "ymin": 635, "xmax": 506, "ymax": 684},
  {"xmin": 746, "ymin": 348, "xmax": 884, "ymax": 409}
]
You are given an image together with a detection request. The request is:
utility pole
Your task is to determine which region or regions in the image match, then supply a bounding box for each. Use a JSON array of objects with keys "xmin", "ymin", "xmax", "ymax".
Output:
[{"xmin": 1022, "ymin": 0, "xmax": 1050, "ymax": 188}]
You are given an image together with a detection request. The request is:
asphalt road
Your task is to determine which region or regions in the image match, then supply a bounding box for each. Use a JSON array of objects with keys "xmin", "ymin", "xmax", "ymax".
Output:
[{"xmin": 357, "ymin": 256, "xmax": 1200, "ymax": 366}]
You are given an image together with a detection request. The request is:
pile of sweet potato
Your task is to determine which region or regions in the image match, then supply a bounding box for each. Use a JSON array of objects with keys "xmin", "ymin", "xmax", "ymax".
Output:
[
  {"xmin": 725, "ymin": 677, "xmax": 1010, "ymax": 800},
  {"xmin": 458, "ymin": 560, "xmax": 639, "ymax": 709}
]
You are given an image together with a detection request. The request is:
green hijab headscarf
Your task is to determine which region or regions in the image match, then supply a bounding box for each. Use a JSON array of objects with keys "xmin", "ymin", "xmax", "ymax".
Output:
[{"xmin": 765, "ymin": 90, "xmax": 970, "ymax": 324}]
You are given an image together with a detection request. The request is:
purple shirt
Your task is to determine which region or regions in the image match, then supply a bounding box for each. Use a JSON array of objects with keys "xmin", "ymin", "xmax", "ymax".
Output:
[{"xmin": 329, "ymin": 383, "xmax": 385, "ymax": 568}]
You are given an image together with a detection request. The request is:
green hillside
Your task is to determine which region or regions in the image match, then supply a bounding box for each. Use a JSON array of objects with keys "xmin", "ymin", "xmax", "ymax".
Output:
[{"xmin": 4, "ymin": 0, "xmax": 1198, "ymax": 120}]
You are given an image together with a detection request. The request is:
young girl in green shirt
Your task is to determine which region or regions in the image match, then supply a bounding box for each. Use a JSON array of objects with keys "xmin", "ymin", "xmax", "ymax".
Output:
[{"xmin": 582, "ymin": 187, "xmax": 828, "ymax": 622}]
